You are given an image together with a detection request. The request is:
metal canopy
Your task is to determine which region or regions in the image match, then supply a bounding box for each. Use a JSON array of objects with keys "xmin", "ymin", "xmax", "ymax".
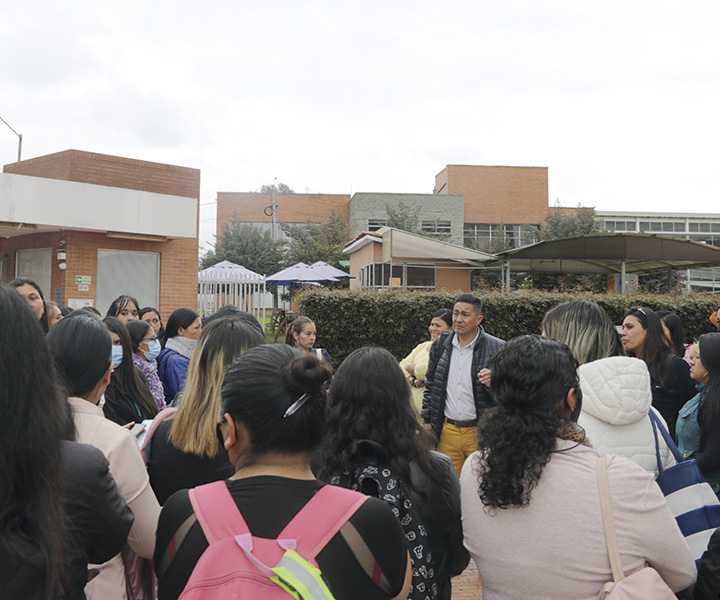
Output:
[{"xmin": 491, "ymin": 233, "xmax": 720, "ymax": 275}]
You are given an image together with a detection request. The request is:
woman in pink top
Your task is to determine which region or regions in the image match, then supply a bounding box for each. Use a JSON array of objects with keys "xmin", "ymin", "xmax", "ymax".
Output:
[{"xmin": 460, "ymin": 335, "xmax": 696, "ymax": 600}]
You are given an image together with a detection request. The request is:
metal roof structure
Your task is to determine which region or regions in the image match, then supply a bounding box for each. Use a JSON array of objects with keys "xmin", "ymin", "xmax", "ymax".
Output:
[{"xmin": 489, "ymin": 233, "xmax": 720, "ymax": 292}]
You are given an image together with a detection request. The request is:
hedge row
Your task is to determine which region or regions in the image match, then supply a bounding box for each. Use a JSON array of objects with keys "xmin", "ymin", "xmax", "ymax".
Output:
[{"xmin": 297, "ymin": 288, "xmax": 720, "ymax": 367}]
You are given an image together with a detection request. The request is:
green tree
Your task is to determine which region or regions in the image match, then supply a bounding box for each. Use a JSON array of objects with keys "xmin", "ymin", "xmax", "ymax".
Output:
[
  {"xmin": 533, "ymin": 203, "xmax": 606, "ymax": 291},
  {"xmin": 201, "ymin": 222, "xmax": 286, "ymax": 276},
  {"xmin": 539, "ymin": 203, "xmax": 602, "ymax": 241},
  {"xmin": 385, "ymin": 201, "xmax": 421, "ymax": 234},
  {"xmin": 259, "ymin": 182, "xmax": 294, "ymax": 194},
  {"xmin": 282, "ymin": 209, "xmax": 350, "ymax": 270}
]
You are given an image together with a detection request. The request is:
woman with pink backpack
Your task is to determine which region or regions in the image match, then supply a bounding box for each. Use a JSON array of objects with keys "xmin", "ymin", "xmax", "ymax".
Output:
[{"xmin": 154, "ymin": 344, "xmax": 411, "ymax": 600}]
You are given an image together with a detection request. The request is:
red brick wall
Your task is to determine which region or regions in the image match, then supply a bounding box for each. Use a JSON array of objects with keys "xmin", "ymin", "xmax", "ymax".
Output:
[
  {"xmin": 3, "ymin": 150, "xmax": 200, "ymax": 316},
  {"xmin": 217, "ymin": 192, "xmax": 350, "ymax": 237},
  {"xmin": 435, "ymin": 165, "xmax": 549, "ymax": 225}
]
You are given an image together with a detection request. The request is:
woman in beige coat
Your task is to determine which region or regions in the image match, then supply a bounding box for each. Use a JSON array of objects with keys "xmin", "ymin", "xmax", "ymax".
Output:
[{"xmin": 47, "ymin": 314, "xmax": 160, "ymax": 600}]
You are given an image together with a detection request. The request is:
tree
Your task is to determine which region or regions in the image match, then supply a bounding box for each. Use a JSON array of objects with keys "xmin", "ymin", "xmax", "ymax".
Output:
[
  {"xmin": 282, "ymin": 209, "xmax": 350, "ymax": 271},
  {"xmin": 539, "ymin": 203, "xmax": 602, "ymax": 241},
  {"xmin": 385, "ymin": 201, "xmax": 421, "ymax": 234},
  {"xmin": 259, "ymin": 182, "xmax": 294, "ymax": 194},
  {"xmin": 200, "ymin": 222, "xmax": 286, "ymax": 276},
  {"xmin": 534, "ymin": 203, "xmax": 606, "ymax": 291}
]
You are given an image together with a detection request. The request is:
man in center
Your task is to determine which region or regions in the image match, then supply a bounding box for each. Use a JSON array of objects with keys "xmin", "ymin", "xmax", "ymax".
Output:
[{"xmin": 422, "ymin": 293, "xmax": 504, "ymax": 476}]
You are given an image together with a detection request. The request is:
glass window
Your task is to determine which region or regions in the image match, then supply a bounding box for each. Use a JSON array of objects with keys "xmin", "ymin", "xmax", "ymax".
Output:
[
  {"xmin": 406, "ymin": 265, "xmax": 436, "ymax": 289},
  {"xmin": 639, "ymin": 221, "xmax": 650, "ymax": 231},
  {"xmin": 649, "ymin": 222, "xmax": 661, "ymax": 232},
  {"xmin": 368, "ymin": 219, "xmax": 387, "ymax": 232},
  {"xmin": 689, "ymin": 223, "xmax": 699, "ymax": 232},
  {"xmin": 700, "ymin": 223, "xmax": 711, "ymax": 233}
]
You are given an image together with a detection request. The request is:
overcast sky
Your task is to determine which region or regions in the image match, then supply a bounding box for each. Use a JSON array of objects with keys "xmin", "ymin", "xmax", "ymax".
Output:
[{"xmin": 3, "ymin": 1, "xmax": 720, "ymax": 253}]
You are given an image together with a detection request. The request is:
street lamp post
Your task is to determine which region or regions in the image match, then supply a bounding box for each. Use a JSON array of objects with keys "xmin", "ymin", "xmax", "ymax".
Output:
[{"xmin": 0, "ymin": 116, "xmax": 22, "ymax": 162}]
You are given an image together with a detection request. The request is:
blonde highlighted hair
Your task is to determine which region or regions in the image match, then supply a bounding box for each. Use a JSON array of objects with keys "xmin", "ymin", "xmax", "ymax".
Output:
[{"xmin": 169, "ymin": 317, "xmax": 265, "ymax": 457}]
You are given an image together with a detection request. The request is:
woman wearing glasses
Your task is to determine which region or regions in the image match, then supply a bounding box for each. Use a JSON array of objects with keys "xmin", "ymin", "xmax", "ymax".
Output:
[{"xmin": 127, "ymin": 319, "xmax": 166, "ymax": 410}]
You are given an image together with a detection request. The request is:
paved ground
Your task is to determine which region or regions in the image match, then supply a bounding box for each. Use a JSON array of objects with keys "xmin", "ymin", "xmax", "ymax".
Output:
[{"xmin": 451, "ymin": 561, "xmax": 483, "ymax": 599}]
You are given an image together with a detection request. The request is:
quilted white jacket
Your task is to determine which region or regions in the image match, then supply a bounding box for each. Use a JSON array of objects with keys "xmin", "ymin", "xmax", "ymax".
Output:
[{"xmin": 578, "ymin": 356, "xmax": 675, "ymax": 477}]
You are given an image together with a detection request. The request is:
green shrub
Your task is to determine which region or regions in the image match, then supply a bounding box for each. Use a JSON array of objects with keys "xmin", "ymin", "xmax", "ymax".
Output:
[{"xmin": 297, "ymin": 288, "xmax": 719, "ymax": 366}]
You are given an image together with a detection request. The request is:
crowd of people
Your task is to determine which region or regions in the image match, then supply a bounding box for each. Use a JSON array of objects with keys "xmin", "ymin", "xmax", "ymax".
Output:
[{"xmin": 3, "ymin": 275, "xmax": 720, "ymax": 600}]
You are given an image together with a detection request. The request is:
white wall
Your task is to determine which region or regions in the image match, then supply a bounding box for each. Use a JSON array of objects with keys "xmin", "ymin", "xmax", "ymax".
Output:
[{"xmin": 0, "ymin": 173, "xmax": 196, "ymax": 238}]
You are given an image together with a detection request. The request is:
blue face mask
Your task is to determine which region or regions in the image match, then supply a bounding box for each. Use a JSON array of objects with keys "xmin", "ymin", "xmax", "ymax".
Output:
[
  {"xmin": 111, "ymin": 345, "xmax": 124, "ymax": 368},
  {"xmin": 145, "ymin": 339, "xmax": 161, "ymax": 361}
]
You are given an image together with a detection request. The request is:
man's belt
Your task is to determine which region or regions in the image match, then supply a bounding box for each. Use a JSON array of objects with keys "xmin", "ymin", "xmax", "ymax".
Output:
[{"xmin": 444, "ymin": 417, "xmax": 478, "ymax": 428}]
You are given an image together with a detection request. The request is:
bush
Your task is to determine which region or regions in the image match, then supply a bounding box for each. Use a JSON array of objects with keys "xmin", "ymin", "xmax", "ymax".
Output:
[{"xmin": 297, "ymin": 288, "xmax": 720, "ymax": 366}]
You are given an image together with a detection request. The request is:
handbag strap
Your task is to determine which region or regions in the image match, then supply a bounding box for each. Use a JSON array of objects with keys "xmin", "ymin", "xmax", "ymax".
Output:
[
  {"xmin": 596, "ymin": 456, "xmax": 625, "ymax": 583},
  {"xmin": 648, "ymin": 409, "xmax": 684, "ymax": 464}
]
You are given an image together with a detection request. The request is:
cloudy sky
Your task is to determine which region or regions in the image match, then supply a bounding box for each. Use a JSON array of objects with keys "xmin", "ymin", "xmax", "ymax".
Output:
[{"xmin": 3, "ymin": 1, "xmax": 720, "ymax": 252}]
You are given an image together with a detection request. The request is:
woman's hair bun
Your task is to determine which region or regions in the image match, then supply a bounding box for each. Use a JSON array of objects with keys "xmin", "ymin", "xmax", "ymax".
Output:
[{"xmin": 286, "ymin": 352, "xmax": 331, "ymax": 397}]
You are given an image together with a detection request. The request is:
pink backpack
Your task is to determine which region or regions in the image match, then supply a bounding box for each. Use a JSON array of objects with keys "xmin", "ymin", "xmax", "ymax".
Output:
[
  {"xmin": 179, "ymin": 481, "xmax": 369, "ymax": 599},
  {"xmin": 138, "ymin": 406, "xmax": 177, "ymax": 465}
]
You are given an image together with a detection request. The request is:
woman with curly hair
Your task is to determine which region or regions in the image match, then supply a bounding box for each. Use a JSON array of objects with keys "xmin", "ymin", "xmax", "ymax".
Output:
[
  {"xmin": 460, "ymin": 335, "xmax": 695, "ymax": 599},
  {"xmin": 317, "ymin": 347, "xmax": 468, "ymax": 600}
]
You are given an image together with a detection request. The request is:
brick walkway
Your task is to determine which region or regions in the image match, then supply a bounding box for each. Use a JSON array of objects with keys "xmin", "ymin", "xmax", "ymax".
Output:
[{"xmin": 451, "ymin": 561, "xmax": 482, "ymax": 599}]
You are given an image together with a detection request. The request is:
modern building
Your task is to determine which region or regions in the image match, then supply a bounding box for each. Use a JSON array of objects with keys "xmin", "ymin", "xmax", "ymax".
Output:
[
  {"xmin": 597, "ymin": 210, "xmax": 720, "ymax": 292},
  {"xmin": 1, "ymin": 149, "xmax": 200, "ymax": 315},
  {"xmin": 216, "ymin": 165, "xmax": 550, "ymax": 250},
  {"xmin": 344, "ymin": 227, "xmax": 495, "ymax": 292}
]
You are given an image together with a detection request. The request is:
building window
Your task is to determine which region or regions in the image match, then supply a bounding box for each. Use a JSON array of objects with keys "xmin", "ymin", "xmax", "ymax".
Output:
[
  {"xmin": 463, "ymin": 223, "xmax": 539, "ymax": 248},
  {"xmin": 421, "ymin": 220, "xmax": 452, "ymax": 235},
  {"xmin": 358, "ymin": 262, "xmax": 435, "ymax": 290},
  {"xmin": 367, "ymin": 219, "xmax": 387, "ymax": 232}
]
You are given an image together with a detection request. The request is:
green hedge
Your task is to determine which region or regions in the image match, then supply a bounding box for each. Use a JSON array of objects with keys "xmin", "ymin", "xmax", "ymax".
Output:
[{"xmin": 297, "ymin": 288, "xmax": 720, "ymax": 367}]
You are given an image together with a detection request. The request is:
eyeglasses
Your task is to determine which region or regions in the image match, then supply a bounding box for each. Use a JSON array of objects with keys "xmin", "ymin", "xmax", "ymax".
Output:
[{"xmin": 142, "ymin": 336, "xmax": 158, "ymax": 342}]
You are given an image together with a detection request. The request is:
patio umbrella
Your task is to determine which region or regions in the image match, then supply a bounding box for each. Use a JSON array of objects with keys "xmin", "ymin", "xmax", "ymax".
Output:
[
  {"xmin": 266, "ymin": 262, "xmax": 339, "ymax": 287},
  {"xmin": 309, "ymin": 261, "xmax": 355, "ymax": 279}
]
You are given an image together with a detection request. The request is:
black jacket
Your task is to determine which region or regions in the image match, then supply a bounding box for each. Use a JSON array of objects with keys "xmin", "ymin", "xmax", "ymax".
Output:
[
  {"xmin": 62, "ymin": 441, "xmax": 135, "ymax": 599},
  {"xmin": 422, "ymin": 328, "xmax": 504, "ymax": 437},
  {"xmin": 337, "ymin": 441, "xmax": 468, "ymax": 600},
  {"xmin": 688, "ymin": 527, "xmax": 720, "ymax": 600}
]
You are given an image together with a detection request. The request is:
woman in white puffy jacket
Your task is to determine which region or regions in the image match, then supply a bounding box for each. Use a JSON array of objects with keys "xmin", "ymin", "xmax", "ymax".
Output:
[
  {"xmin": 578, "ymin": 356, "xmax": 675, "ymax": 476},
  {"xmin": 542, "ymin": 300, "xmax": 674, "ymax": 476}
]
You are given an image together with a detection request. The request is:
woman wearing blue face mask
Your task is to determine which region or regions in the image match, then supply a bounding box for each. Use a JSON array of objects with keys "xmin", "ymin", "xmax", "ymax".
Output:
[
  {"xmin": 103, "ymin": 317, "xmax": 158, "ymax": 426},
  {"xmin": 127, "ymin": 319, "xmax": 166, "ymax": 410}
]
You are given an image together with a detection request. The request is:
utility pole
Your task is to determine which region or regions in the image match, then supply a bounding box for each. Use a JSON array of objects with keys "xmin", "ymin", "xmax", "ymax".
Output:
[{"xmin": 0, "ymin": 116, "xmax": 22, "ymax": 162}]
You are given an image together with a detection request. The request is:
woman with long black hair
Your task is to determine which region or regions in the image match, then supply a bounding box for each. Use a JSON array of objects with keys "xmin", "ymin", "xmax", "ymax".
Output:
[
  {"xmin": 48, "ymin": 314, "xmax": 161, "ymax": 600},
  {"xmin": 317, "ymin": 347, "xmax": 468, "ymax": 600},
  {"xmin": 1, "ymin": 287, "xmax": 133, "ymax": 600},
  {"xmin": 0, "ymin": 285, "xmax": 68, "ymax": 597},
  {"xmin": 103, "ymin": 317, "xmax": 158, "ymax": 425},
  {"xmin": 460, "ymin": 335, "xmax": 695, "ymax": 599},
  {"xmin": 157, "ymin": 308, "xmax": 202, "ymax": 404},
  {"xmin": 9, "ymin": 276, "xmax": 49, "ymax": 333},
  {"xmin": 621, "ymin": 306, "xmax": 694, "ymax": 437},
  {"xmin": 677, "ymin": 333, "xmax": 720, "ymax": 494}
]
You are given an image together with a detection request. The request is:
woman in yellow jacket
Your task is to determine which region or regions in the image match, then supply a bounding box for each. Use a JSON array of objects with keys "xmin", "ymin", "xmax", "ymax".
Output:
[{"xmin": 400, "ymin": 308, "xmax": 453, "ymax": 415}]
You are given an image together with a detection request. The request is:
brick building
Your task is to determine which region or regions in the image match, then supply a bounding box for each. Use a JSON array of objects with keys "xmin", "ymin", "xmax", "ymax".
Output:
[
  {"xmin": 216, "ymin": 191, "xmax": 350, "ymax": 241},
  {"xmin": 1, "ymin": 149, "xmax": 199, "ymax": 316},
  {"xmin": 216, "ymin": 165, "xmax": 550, "ymax": 252}
]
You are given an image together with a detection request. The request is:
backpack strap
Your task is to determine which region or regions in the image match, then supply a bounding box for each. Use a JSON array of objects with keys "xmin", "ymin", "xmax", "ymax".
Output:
[
  {"xmin": 139, "ymin": 406, "xmax": 178, "ymax": 462},
  {"xmin": 189, "ymin": 481, "xmax": 250, "ymax": 544},
  {"xmin": 279, "ymin": 485, "xmax": 369, "ymax": 559}
]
